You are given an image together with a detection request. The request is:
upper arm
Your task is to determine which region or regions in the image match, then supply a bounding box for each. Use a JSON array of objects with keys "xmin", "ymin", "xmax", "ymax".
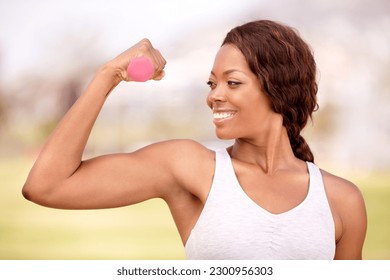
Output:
[
  {"xmin": 24, "ymin": 139, "xmax": 209, "ymax": 210},
  {"xmin": 325, "ymin": 174, "xmax": 367, "ymax": 259}
]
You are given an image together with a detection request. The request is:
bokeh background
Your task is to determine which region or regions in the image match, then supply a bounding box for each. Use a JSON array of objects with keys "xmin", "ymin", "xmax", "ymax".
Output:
[{"xmin": 0, "ymin": 0, "xmax": 389, "ymax": 259}]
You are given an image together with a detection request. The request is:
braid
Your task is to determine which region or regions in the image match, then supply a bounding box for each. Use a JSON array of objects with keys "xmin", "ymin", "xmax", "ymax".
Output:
[{"xmin": 291, "ymin": 135, "xmax": 314, "ymax": 162}]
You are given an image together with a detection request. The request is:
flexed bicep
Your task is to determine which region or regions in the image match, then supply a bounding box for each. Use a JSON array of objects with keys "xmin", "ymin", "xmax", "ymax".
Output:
[{"xmin": 25, "ymin": 141, "xmax": 179, "ymax": 210}]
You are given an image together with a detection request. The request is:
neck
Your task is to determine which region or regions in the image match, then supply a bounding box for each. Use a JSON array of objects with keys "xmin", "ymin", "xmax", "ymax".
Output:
[{"xmin": 229, "ymin": 125, "xmax": 297, "ymax": 174}]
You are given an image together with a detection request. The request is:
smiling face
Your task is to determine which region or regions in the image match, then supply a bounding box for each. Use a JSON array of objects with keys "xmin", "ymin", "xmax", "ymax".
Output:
[{"xmin": 207, "ymin": 44, "xmax": 281, "ymax": 141}]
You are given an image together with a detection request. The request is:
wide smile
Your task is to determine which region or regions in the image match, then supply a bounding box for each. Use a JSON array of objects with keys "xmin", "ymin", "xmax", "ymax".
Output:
[{"xmin": 213, "ymin": 111, "xmax": 236, "ymax": 123}]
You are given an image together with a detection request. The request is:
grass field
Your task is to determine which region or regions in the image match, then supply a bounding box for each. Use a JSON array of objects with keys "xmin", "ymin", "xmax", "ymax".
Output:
[
  {"xmin": 0, "ymin": 155, "xmax": 389, "ymax": 259},
  {"xmin": 358, "ymin": 173, "xmax": 390, "ymax": 259}
]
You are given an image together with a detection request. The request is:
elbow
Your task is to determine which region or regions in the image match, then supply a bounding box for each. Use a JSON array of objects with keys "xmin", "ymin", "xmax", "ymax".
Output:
[
  {"xmin": 22, "ymin": 183, "xmax": 32, "ymax": 201},
  {"xmin": 22, "ymin": 180, "xmax": 40, "ymax": 203},
  {"xmin": 22, "ymin": 179, "xmax": 52, "ymax": 206},
  {"xmin": 22, "ymin": 176, "xmax": 67, "ymax": 209},
  {"xmin": 22, "ymin": 168, "xmax": 41, "ymax": 202}
]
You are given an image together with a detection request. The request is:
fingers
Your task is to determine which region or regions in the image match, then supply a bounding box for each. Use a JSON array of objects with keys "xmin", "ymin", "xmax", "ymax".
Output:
[
  {"xmin": 149, "ymin": 48, "xmax": 167, "ymax": 81},
  {"xmin": 153, "ymin": 70, "xmax": 165, "ymax": 81},
  {"xmin": 106, "ymin": 38, "xmax": 166, "ymax": 83},
  {"xmin": 130, "ymin": 39, "xmax": 166, "ymax": 81}
]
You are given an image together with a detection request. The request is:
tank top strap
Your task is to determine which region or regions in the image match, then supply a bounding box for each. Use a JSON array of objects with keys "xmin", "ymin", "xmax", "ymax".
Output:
[
  {"xmin": 207, "ymin": 148, "xmax": 236, "ymax": 195},
  {"xmin": 306, "ymin": 161, "xmax": 327, "ymax": 196},
  {"xmin": 215, "ymin": 148, "xmax": 231, "ymax": 168}
]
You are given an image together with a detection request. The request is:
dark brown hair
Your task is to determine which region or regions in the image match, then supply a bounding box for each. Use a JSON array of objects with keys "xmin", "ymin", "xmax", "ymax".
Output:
[{"xmin": 223, "ymin": 20, "xmax": 318, "ymax": 162}]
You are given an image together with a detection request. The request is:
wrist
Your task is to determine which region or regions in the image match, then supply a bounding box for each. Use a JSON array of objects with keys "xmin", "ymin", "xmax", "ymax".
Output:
[
  {"xmin": 97, "ymin": 63, "xmax": 123, "ymax": 86},
  {"xmin": 92, "ymin": 64, "xmax": 124, "ymax": 97}
]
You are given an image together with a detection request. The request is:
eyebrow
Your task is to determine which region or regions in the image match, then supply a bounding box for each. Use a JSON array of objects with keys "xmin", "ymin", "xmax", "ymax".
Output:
[{"xmin": 210, "ymin": 69, "xmax": 246, "ymax": 76}]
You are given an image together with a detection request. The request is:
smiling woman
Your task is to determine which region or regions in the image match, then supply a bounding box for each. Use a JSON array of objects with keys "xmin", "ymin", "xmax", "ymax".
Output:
[{"xmin": 22, "ymin": 20, "xmax": 367, "ymax": 260}]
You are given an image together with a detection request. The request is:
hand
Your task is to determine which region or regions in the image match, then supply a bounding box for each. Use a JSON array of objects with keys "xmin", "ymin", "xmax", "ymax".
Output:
[{"xmin": 104, "ymin": 38, "xmax": 167, "ymax": 82}]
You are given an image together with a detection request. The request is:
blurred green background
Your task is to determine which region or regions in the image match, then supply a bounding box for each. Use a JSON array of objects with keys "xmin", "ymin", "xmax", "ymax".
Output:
[
  {"xmin": 1, "ymin": 0, "xmax": 389, "ymax": 259},
  {"xmin": 1, "ymin": 157, "xmax": 389, "ymax": 259}
]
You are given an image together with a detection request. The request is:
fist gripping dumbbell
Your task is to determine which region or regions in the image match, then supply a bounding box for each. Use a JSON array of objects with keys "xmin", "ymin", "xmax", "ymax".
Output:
[{"xmin": 127, "ymin": 57, "xmax": 154, "ymax": 82}]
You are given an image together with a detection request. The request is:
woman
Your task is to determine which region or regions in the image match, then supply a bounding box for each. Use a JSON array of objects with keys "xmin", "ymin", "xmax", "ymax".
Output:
[{"xmin": 22, "ymin": 20, "xmax": 367, "ymax": 259}]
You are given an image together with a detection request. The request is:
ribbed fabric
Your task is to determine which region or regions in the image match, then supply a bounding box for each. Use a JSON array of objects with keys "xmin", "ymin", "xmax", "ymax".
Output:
[{"xmin": 185, "ymin": 148, "xmax": 335, "ymax": 260}]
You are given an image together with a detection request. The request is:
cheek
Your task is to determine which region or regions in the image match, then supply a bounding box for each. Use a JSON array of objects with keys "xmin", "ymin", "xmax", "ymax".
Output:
[
  {"xmin": 238, "ymin": 110, "xmax": 260, "ymax": 130},
  {"xmin": 240, "ymin": 97, "xmax": 272, "ymax": 125}
]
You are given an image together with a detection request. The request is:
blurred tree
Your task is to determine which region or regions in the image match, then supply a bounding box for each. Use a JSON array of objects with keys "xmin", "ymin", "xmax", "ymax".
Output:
[
  {"xmin": 0, "ymin": 91, "xmax": 7, "ymax": 128},
  {"xmin": 0, "ymin": 48, "xmax": 7, "ymax": 132},
  {"xmin": 0, "ymin": 31, "xmax": 105, "ymax": 154},
  {"xmin": 58, "ymin": 80, "xmax": 81, "ymax": 117}
]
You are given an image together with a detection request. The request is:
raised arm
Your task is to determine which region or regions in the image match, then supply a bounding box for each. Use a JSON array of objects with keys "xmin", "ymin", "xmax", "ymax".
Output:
[{"xmin": 22, "ymin": 39, "xmax": 175, "ymax": 209}]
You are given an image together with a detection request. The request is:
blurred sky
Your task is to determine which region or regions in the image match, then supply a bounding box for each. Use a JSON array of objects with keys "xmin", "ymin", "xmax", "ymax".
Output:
[
  {"xmin": 0, "ymin": 0, "xmax": 259, "ymax": 80},
  {"xmin": 0, "ymin": 0, "xmax": 389, "ymax": 170}
]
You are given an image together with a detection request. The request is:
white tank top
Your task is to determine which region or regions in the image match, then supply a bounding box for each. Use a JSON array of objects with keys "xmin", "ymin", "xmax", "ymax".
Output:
[{"xmin": 185, "ymin": 148, "xmax": 335, "ymax": 259}]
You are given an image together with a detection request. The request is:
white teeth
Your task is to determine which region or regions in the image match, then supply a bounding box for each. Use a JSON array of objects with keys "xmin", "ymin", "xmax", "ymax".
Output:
[{"xmin": 213, "ymin": 112, "xmax": 234, "ymax": 120}]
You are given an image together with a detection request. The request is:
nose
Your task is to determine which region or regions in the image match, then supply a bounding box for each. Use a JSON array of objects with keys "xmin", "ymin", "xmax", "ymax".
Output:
[{"xmin": 207, "ymin": 85, "xmax": 227, "ymax": 108}]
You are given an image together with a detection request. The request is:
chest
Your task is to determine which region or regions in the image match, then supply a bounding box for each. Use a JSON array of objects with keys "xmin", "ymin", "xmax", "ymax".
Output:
[
  {"xmin": 185, "ymin": 161, "xmax": 336, "ymax": 260},
  {"xmin": 231, "ymin": 161, "xmax": 310, "ymax": 215}
]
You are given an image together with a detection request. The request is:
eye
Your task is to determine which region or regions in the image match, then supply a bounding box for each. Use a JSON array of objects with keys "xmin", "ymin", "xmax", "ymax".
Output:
[
  {"xmin": 227, "ymin": 81, "xmax": 242, "ymax": 88},
  {"xmin": 206, "ymin": 80, "xmax": 216, "ymax": 89}
]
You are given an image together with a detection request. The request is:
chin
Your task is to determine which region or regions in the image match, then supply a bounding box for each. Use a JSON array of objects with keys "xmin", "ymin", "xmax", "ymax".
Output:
[{"xmin": 215, "ymin": 131, "xmax": 236, "ymax": 140}]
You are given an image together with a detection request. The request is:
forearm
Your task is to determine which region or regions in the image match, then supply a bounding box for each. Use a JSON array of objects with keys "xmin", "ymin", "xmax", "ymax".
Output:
[{"xmin": 25, "ymin": 66, "xmax": 120, "ymax": 188}]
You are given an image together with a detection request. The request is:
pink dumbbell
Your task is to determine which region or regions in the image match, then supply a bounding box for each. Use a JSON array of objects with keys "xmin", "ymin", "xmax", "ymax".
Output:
[{"xmin": 127, "ymin": 57, "xmax": 154, "ymax": 82}]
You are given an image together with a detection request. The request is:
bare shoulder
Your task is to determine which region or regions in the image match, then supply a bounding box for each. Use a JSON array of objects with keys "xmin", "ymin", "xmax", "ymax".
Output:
[
  {"xmin": 138, "ymin": 139, "xmax": 216, "ymax": 196},
  {"xmin": 161, "ymin": 139, "xmax": 216, "ymax": 177},
  {"xmin": 320, "ymin": 169, "xmax": 365, "ymax": 206},
  {"xmin": 320, "ymin": 169, "xmax": 366, "ymax": 221},
  {"xmin": 139, "ymin": 139, "xmax": 214, "ymax": 162},
  {"xmin": 320, "ymin": 169, "xmax": 367, "ymax": 259}
]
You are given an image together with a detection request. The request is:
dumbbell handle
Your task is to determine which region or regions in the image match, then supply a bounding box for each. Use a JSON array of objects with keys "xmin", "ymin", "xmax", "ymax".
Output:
[{"xmin": 127, "ymin": 57, "xmax": 154, "ymax": 82}]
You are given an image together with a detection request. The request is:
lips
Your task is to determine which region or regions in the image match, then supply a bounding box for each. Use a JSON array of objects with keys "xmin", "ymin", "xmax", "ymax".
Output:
[
  {"xmin": 213, "ymin": 112, "xmax": 235, "ymax": 120},
  {"xmin": 212, "ymin": 109, "xmax": 237, "ymax": 123}
]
